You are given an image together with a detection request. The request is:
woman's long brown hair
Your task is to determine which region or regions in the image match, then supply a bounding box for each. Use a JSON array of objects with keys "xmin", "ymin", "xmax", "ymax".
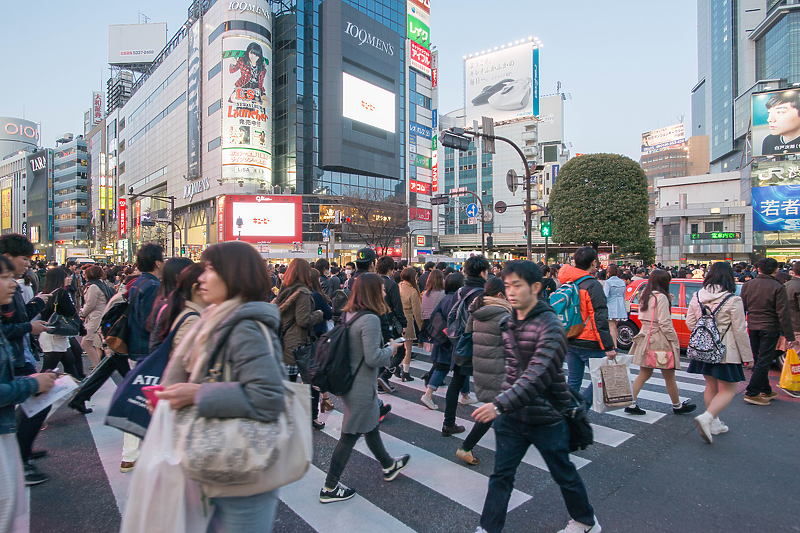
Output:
[
  {"xmin": 639, "ymin": 269, "xmax": 671, "ymax": 312},
  {"xmin": 342, "ymin": 273, "xmax": 389, "ymax": 316}
]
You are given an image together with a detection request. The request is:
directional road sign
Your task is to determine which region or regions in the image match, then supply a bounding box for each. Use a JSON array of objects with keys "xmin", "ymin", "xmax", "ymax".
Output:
[
  {"xmin": 467, "ymin": 217, "xmax": 478, "ymax": 225},
  {"xmin": 465, "ymin": 203, "xmax": 479, "ymax": 218},
  {"xmin": 322, "ymin": 228, "xmax": 330, "ymax": 238}
]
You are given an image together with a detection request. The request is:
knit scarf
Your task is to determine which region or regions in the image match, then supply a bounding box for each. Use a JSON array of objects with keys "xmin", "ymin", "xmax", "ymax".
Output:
[{"xmin": 170, "ymin": 297, "xmax": 244, "ymax": 384}]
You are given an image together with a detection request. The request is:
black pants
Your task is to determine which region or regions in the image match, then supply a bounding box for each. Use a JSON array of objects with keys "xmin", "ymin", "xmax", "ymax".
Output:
[
  {"xmin": 325, "ymin": 424, "xmax": 393, "ymax": 488},
  {"xmin": 15, "ymin": 362, "xmax": 49, "ymax": 462},
  {"xmin": 72, "ymin": 353, "xmax": 130, "ymax": 404},
  {"xmin": 41, "ymin": 351, "xmax": 78, "ymax": 379},
  {"xmin": 289, "ymin": 374, "xmax": 320, "ymax": 421},
  {"xmin": 462, "ymin": 420, "xmax": 493, "ymax": 452},
  {"xmin": 69, "ymin": 336, "xmax": 85, "ymax": 378},
  {"xmin": 444, "ymin": 364, "xmax": 468, "ymax": 428},
  {"xmin": 746, "ymin": 329, "xmax": 781, "ymax": 397}
]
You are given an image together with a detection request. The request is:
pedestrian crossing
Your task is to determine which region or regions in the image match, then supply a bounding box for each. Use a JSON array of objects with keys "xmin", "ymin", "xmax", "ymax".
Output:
[{"xmin": 67, "ymin": 351, "xmax": 708, "ymax": 533}]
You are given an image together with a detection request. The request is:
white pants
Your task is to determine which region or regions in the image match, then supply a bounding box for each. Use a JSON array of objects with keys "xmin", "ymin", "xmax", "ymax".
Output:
[
  {"xmin": 0, "ymin": 433, "xmax": 29, "ymax": 533},
  {"xmin": 122, "ymin": 359, "xmax": 141, "ymax": 463}
]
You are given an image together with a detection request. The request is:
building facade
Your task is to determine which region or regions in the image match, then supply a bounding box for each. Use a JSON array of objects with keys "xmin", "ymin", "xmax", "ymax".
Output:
[{"xmin": 53, "ymin": 137, "xmax": 90, "ymax": 257}]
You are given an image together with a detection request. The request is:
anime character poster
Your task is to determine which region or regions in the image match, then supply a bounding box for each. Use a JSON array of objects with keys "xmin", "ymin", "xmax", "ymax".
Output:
[{"xmin": 221, "ymin": 35, "xmax": 272, "ymax": 184}]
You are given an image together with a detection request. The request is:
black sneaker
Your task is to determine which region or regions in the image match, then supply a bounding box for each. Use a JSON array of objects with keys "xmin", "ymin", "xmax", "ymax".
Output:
[
  {"xmin": 319, "ymin": 483, "xmax": 356, "ymax": 503},
  {"xmin": 378, "ymin": 375, "xmax": 394, "ymax": 394},
  {"xmin": 673, "ymin": 400, "xmax": 697, "ymax": 415},
  {"xmin": 24, "ymin": 462, "xmax": 49, "ymax": 486},
  {"xmin": 624, "ymin": 405, "xmax": 646, "ymax": 415},
  {"xmin": 383, "ymin": 454, "xmax": 410, "ymax": 481},
  {"xmin": 442, "ymin": 424, "xmax": 466, "ymax": 437},
  {"xmin": 379, "ymin": 403, "xmax": 392, "ymax": 423}
]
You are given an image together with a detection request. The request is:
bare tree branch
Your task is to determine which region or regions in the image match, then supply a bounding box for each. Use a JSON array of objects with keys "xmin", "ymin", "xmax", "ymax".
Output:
[{"xmin": 342, "ymin": 187, "xmax": 408, "ymax": 252}]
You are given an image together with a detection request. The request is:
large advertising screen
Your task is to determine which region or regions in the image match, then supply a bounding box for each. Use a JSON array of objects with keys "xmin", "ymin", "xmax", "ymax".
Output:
[
  {"xmin": 220, "ymin": 195, "xmax": 302, "ymax": 243},
  {"xmin": 752, "ymin": 184, "xmax": 800, "ymax": 231},
  {"xmin": 752, "ymin": 89, "xmax": 800, "ymax": 157},
  {"xmin": 641, "ymin": 123, "xmax": 685, "ymax": 155},
  {"xmin": 465, "ymin": 43, "xmax": 539, "ymax": 124},
  {"xmin": 342, "ymin": 73, "xmax": 396, "ymax": 133},
  {"xmin": 108, "ymin": 23, "xmax": 167, "ymax": 65},
  {"xmin": 1, "ymin": 189, "xmax": 10, "ymax": 230},
  {"xmin": 221, "ymin": 35, "xmax": 272, "ymax": 185}
]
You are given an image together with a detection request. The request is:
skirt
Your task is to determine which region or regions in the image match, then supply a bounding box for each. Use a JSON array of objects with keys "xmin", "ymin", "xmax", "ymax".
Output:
[{"xmin": 687, "ymin": 360, "xmax": 746, "ymax": 383}]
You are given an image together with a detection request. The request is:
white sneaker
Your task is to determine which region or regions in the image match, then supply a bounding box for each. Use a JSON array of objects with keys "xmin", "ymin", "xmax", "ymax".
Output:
[
  {"xmin": 420, "ymin": 394, "xmax": 438, "ymax": 410},
  {"xmin": 460, "ymin": 394, "xmax": 478, "ymax": 405},
  {"xmin": 710, "ymin": 418, "xmax": 728, "ymax": 435},
  {"xmin": 474, "ymin": 528, "xmax": 488, "ymax": 533},
  {"xmin": 557, "ymin": 516, "xmax": 601, "ymax": 533},
  {"xmin": 694, "ymin": 411, "xmax": 713, "ymax": 444}
]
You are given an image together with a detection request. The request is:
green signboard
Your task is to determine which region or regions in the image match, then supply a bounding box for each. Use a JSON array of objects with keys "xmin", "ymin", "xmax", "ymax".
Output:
[
  {"xmin": 407, "ymin": 14, "xmax": 430, "ymax": 48},
  {"xmin": 690, "ymin": 232, "xmax": 742, "ymax": 240},
  {"xmin": 412, "ymin": 153, "xmax": 431, "ymax": 169}
]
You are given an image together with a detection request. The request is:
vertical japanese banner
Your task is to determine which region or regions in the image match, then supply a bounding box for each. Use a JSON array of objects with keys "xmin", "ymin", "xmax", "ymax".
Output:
[
  {"xmin": 118, "ymin": 198, "xmax": 127, "ymax": 238},
  {"xmin": 221, "ymin": 35, "xmax": 272, "ymax": 185},
  {"xmin": 187, "ymin": 20, "xmax": 202, "ymax": 179},
  {"xmin": 135, "ymin": 201, "xmax": 141, "ymax": 239},
  {"xmin": 1, "ymin": 189, "xmax": 10, "ymax": 229},
  {"xmin": 217, "ymin": 195, "xmax": 225, "ymax": 243},
  {"xmin": 431, "ymin": 134, "xmax": 438, "ymax": 192}
]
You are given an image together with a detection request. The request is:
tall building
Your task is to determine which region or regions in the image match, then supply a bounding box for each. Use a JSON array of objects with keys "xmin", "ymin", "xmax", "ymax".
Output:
[{"xmin": 53, "ymin": 135, "xmax": 90, "ymax": 258}]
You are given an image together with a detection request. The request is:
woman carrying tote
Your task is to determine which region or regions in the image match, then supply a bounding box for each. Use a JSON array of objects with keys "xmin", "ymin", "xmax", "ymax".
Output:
[
  {"xmin": 686, "ymin": 262, "xmax": 753, "ymax": 443},
  {"xmin": 603, "ymin": 264, "xmax": 627, "ymax": 348},
  {"xmin": 158, "ymin": 241, "xmax": 285, "ymax": 533},
  {"xmin": 320, "ymin": 273, "xmax": 408, "ymax": 504},
  {"xmin": 39, "ymin": 267, "xmax": 80, "ymax": 378},
  {"xmin": 626, "ymin": 269, "xmax": 697, "ymax": 416}
]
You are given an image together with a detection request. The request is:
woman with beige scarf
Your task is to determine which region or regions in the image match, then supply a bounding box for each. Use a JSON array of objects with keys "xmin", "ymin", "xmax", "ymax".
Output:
[{"xmin": 158, "ymin": 242, "xmax": 286, "ymax": 533}]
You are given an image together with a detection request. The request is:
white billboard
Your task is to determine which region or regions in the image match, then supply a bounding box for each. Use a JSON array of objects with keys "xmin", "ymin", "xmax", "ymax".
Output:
[
  {"xmin": 108, "ymin": 23, "xmax": 167, "ymax": 65},
  {"xmin": 641, "ymin": 123, "xmax": 685, "ymax": 155},
  {"xmin": 343, "ymin": 72, "xmax": 396, "ymax": 133},
  {"xmin": 465, "ymin": 43, "xmax": 539, "ymax": 124},
  {"xmin": 230, "ymin": 201, "xmax": 297, "ymax": 237}
]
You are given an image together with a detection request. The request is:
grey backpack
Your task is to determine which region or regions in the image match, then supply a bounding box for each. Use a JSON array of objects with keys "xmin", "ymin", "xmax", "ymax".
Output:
[{"xmin": 686, "ymin": 293, "xmax": 734, "ymax": 364}]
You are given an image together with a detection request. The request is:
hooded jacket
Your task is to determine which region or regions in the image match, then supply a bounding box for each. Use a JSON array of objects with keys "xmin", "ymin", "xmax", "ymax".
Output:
[
  {"xmin": 740, "ymin": 273, "xmax": 795, "ymax": 340},
  {"xmin": 686, "ymin": 286, "xmax": 753, "ymax": 364},
  {"xmin": 276, "ymin": 283, "xmax": 323, "ymax": 365},
  {"xmin": 467, "ymin": 295, "xmax": 512, "ymax": 403},
  {"xmin": 493, "ymin": 300, "xmax": 571, "ymax": 426},
  {"xmin": 557, "ymin": 264, "xmax": 614, "ymax": 352}
]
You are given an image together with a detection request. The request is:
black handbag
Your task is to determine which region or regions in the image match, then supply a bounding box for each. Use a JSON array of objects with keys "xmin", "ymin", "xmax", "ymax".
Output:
[
  {"xmin": 46, "ymin": 299, "xmax": 82, "ymax": 337},
  {"xmin": 282, "ymin": 317, "xmax": 317, "ymax": 382}
]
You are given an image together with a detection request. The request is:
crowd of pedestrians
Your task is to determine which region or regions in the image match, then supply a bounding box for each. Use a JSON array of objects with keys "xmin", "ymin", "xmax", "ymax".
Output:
[{"xmin": 0, "ymin": 230, "xmax": 798, "ymax": 533}]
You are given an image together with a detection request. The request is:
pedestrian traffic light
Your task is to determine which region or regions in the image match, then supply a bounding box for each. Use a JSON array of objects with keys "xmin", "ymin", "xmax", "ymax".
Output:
[
  {"xmin": 318, "ymin": 245, "xmax": 323, "ymax": 255},
  {"xmin": 181, "ymin": 245, "xmax": 186, "ymax": 254},
  {"xmin": 540, "ymin": 216, "xmax": 552, "ymax": 238}
]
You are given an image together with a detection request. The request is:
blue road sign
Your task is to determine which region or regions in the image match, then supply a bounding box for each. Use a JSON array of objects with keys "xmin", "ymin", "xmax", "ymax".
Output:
[
  {"xmin": 322, "ymin": 228, "xmax": 330, "ymax": 238},
  {"xmin": 466, "ymin": 203, "xmax": 478, "ymax": 218}
]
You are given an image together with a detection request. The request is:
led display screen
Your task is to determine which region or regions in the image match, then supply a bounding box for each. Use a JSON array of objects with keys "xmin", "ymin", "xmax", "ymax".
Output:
[{"xmin": 342, "ymin": 72, "xmax": 396, "ymax": 133}]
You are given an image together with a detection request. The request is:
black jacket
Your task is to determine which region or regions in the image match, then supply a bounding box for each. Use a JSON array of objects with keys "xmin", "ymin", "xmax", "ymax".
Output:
[
  {"xmin": 494, "ymin": 300, "xmax": 571, "ymax": 426},
  {"xmin": 381, "ymin": 274, "xmax": 407, "ymax": 328},
  {"xmin": 320, "ymin": 273, "xmax": 341, "ymax": 300},
  {"xmin": 461, "ymin": 275, "xmax": 486, "ymax": 309},
  {"xmin": 40, "ymin": 288, "xmax": 77, "ymax": 321},
  {"xmin": 0, "ymin": 286, "xmax": 46, "ymax": 368}
]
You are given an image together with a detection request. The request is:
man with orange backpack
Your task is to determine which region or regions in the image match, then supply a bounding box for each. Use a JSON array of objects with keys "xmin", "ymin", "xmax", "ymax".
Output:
[{"xmin": 558, "ymin": 247, "xmax": 616, "ymax": 405}]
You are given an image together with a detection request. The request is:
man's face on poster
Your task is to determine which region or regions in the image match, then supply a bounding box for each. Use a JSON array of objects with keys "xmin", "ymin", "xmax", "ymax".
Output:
[{"xmin": 768, "ymin": 102, "xmax": 800, "ymax": 137}]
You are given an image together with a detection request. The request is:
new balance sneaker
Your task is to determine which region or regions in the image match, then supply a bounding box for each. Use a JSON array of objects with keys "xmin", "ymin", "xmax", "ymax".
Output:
[
  {"xmin": 710, "ymin": 418, "xmax": 729, "ymax": 435},
  {"xmin": 557, "ymin": 516, "xmax": 601, "ymax": 533},
  {"xmin": 377, "ymin": 375, "xmax": 395, "ymax": 394},
  {"xmin": 379, "ymin": 403, "xmax": 392, "ymax": 423},
  {"xmin": 694, "ymin": 411, "xmax": 713, "ymax": 444},
  {"xmin": 24, "ymin": 462, "xmax": 49, "ymax": 486},
  {"xmin": 383, "ymin": 454, "xmax": 410, "ymax": 481},
  {"xmin": 319, "ymin": 483, "xmax": 356, "ymax": 503}
]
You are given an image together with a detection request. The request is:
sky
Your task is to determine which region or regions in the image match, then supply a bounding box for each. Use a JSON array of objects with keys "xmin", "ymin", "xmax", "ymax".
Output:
[{"xmin": 0, "ymin": 0, "xmax": 697, "ymax": 162}]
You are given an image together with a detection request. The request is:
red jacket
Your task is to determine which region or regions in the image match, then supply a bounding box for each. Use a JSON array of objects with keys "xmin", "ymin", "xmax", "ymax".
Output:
[
  {"xmin": 229, "ymin": 57, "xmax": 267, "ymax": 92},
  {"xmin": 557, "ymin": 265, "xmax": 614, "ymax": 352}
]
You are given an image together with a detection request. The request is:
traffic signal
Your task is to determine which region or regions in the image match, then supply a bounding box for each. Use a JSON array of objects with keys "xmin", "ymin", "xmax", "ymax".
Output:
[
  {"xmin": 318, "ymin": 245, "xmax": 323, "ymax": 255},
  {"xmin": 540, "ymin": 216, "xmax": 552, "ymax": 238},
  {"xmin": 441, "ymin": 129, "xmax": 471, "ymax": 152},
  {"xmin": 487, "ymin": 235, "xmax": 493, "ymax": 249},
  {"xmin": 181, "ymin": 245, "xmax": 186, "ymax": 254}
]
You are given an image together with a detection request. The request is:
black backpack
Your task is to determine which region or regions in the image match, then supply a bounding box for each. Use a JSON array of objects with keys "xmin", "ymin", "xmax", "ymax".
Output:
[{"xmin": 309, "ymin": 310, "xmax": 370, "ymax": 395}]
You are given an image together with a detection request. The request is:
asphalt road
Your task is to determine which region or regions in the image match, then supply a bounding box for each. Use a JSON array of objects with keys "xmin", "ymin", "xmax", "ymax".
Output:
[{"xmin": 26, "ymin": 353, "xmax": 799, "ymax": 533}]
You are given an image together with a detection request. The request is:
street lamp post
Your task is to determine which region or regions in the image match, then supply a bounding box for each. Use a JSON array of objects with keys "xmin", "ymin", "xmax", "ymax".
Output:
[{"xmin": 236, "ymin": 216, "xmax": 243, "ymax": 241}]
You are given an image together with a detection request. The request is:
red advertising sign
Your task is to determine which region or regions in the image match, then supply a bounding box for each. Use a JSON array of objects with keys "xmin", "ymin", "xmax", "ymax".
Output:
[
  {"xmin": 416, "ymin": 235, "xmax": 425, "ymax": 246},
  {"xmin": 410, "ymin": 179, "xmax": 431, "ymax": 195},
  {"xmin": 410, "ymin": 207, "xmax": 432, "ymax": 221},
  {"xmin": 118, "ymin": 198, "xmax": 126, "ymax": 238},
  {"xmin": 220, "ymin": 195, "xmax": 302, "ymax": 244},
  {"xmin": 432, "ymin": 160, "xmax": 438, "ymax": 192},
  {"xmin": 134, "ymin": 201, "xmax": 141, "ymax": 239},
  {"xmin": 409, "ymin": 40, "xmax": 432, "ymax": 76},
  {"xmin": 93, "ymin": 92, "xmax": 103, "ymax": 126},
  {"xmin": 217, "ymin": 195, "xmax": 225, "ymax": 243},
  {"xmin": 431, "ymin": 51, "xmax": 438, "ymax": 89},
  {"xmin": 375, "ymin": 246, "xmax": 403, "ymax": 257}
]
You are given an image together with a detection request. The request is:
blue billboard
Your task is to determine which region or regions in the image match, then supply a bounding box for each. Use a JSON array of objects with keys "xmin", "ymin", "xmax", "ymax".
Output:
[{"xmin": 752, "ymin": 184, "xmax": 800, "ymax": 231}]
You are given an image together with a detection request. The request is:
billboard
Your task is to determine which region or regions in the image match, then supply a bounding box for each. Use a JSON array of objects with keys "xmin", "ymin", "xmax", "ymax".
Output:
[
  {"xmin": 221, "ymin": 35, "xmax": 272, "ymax": 185},
  {"xmin": 409, "ymin": 40, "xmax": 432, "ymax": 77},
  {"xmin": 410, "ymin": 207, "xmax": 432, "ymax": 221},
  {"xmin": 1, "ymin": 117, "xmax": 39, "ymax": 146},
  {"xmin": 465, "ymin": 43, "xmax": 539, "ymax": 124},
  {"xmin": 108, "ymin": 23, "xmax": 167, "ymax": 65},
  {"xmin": 118, "ymin": 198, "xmax": 127, "ymax": 238},
  {"xmin": 219, "ymin": 195, "xmax": 302, "ymax": 243},
  {"xmin": 1, "ymin": 189, "xmax": 10, "ymax": 229},
  {"xmin": 407, "ymin": 0, "xmax": 430, "ymax": 49},
  {"xmin": 641, "ymin": 123, "xmax": 685, "ymax": 155},
  {"xmin": 187, "ymin": 20, "xmax": 201, "ymax": 180},
  {"xmin": 342, "ymin": 72, "xmax": 396, "ymax": 133},
  {"xmin": 410, "ymin": 179, "xmax": 431, "ymax": 195},
  {"xmin": 752, "ymin": 184, "xmax": 800, "ymax": 231},
  {"xmin": 752, "ymin": 89, "xmax": 800, "ymax": 157},
  {"xmin": 92, "ymin": 92, "xmax": 104, "ymax": 126}
]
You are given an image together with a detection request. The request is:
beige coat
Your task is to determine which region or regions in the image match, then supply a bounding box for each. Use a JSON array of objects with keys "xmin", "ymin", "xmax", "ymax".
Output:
[
  {"xmin": 169, "ymin": 301, "xmax": 205, "ymax": 367},
  {"xmin": 399, "ymin": 281, "xmax": 422, "ymax": 340},
  {"xmin": 80, "ymin": 283, "xmax": 109, "ymax": 347},
  {"xmin": 629, "ymin": 293, "xmax": 681, "ymax": 370},
  {"xmin": 686, "ymin": 287, "xmax": 753, "ymax": 364}
]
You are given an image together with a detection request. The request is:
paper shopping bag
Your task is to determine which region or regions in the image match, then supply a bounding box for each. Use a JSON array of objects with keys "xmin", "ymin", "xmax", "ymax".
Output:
[
  {"xmin": 600, "ymin": 363, "xmax": 634, "ymax": 407},
  {"xmin": 589, "ymin": 354, "xmax": 634, "ymax": 414},
  {"xmin": 780, "ymin": 349, "xmax": 800, "ymax": 392}
]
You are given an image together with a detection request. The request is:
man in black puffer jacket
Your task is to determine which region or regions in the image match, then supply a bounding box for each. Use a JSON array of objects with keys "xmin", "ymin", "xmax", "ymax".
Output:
[{"xmin": 473, "ymin": 261, "xmax": 599, "ymax": 533}]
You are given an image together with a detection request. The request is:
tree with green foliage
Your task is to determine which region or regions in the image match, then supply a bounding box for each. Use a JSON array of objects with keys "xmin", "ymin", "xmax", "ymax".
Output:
[{"xmin": 549, "ymin": 153, "xmax": 654, "ymax": 263}]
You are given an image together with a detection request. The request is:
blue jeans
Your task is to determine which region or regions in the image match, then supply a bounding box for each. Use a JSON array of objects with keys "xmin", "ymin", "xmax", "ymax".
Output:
[
  {"xmin": 479, "ymin": 415, "xmax": 594, "ymax": 532},
  {"xmin": 566, "ymin": 346, "xmax": 606, "ymax": 407},
  {"xmin": 208, "ymin": 489, "xmax": 280, "ymax": 533}
]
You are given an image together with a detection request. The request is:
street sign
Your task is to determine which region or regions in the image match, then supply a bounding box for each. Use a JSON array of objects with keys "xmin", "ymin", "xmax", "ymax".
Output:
[
  {"xmin": 450, "ymin": 186, "xmax": 468, "ymax": 196},
  {"xmin": 322, "ymin": 228, "xmax": 330, "ymax": 238},
  {"xmin": 334, "ymin": 210, "xmax": 341, "ymax": 225},
  {"xmin": 431, "ymin": 195, "xmax": 449, "ymax": 205},
  {"xmin": 467, "ymin": 217, "xmax": 478, "ymax": 225},
  {"xmin": 506, "ymin": 170, "xmax": 518, "ymax": 194},
  {"xmin": 465, "ymin": 203, "xmax": 479, "ymax": 218},
  {"xmin": 322, "ymin": 236, "xmax": 330, "ymax": 243},
  {"xmin": 494, "ymin": 201, "xmax": 507, "ymax": 214},
  {"xmin": 483, "ymin": 211, "xmax": 493, "ymax": 222}
]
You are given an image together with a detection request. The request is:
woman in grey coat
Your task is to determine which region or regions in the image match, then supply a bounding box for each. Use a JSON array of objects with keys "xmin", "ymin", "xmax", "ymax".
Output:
[{"xmin": 320, "ymin": 273, "xmax": 409, "ymax": 504}]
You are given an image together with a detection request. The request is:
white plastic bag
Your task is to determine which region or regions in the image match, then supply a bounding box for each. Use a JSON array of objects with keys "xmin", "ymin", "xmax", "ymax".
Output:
[
  {"xmin": 589, "ymin": 354, "xmax": 634, "ymax": 414},
  {"xmin": 121, "ymin": 401, "xmax": 213, "ymax": 533}
]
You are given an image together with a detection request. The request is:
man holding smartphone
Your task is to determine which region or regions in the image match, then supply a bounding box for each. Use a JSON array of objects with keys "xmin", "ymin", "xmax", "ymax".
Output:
[{"xmin": 0, "ymin": 234, "xmax": 52, "ymax": 485}]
